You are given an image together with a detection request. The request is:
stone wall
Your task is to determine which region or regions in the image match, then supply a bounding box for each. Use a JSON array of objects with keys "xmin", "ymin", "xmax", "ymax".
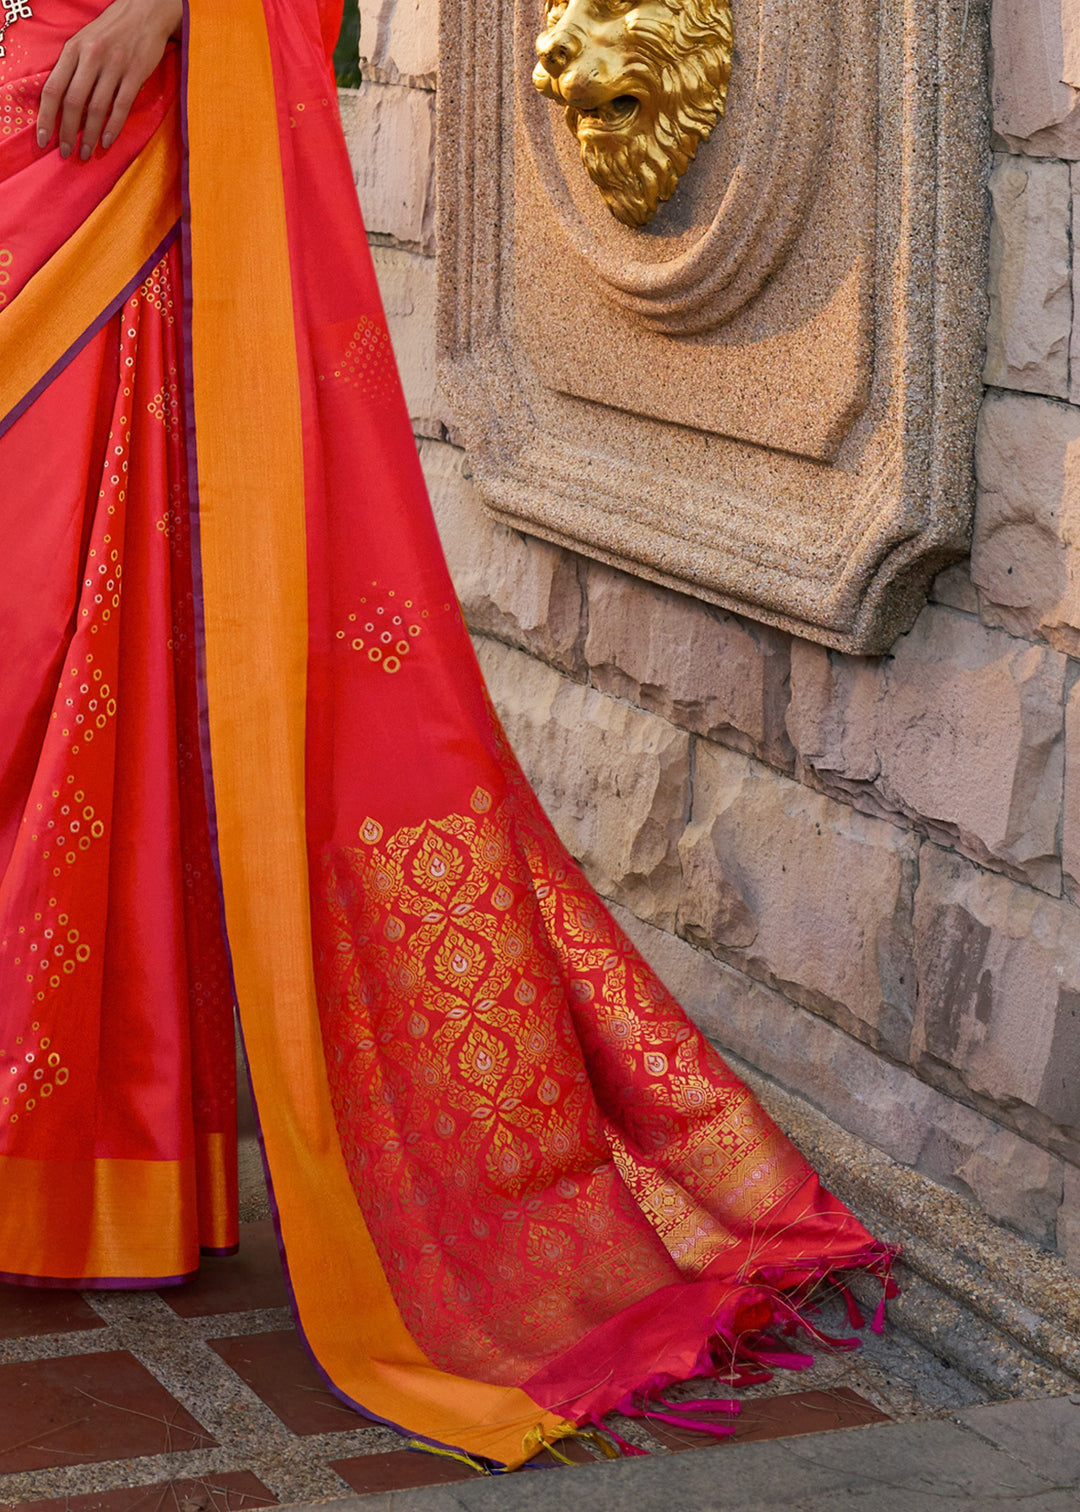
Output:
[{"xmin": 345, "ymin": 0, "xmax": 1080, "ymax": 1273}]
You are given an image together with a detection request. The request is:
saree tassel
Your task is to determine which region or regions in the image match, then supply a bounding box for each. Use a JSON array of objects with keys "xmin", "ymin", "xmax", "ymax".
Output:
[
  {"xmin": 835, "ymin": 1280, "xmax": 867, "ymax": 1330},
  {"xmin": 583, "ymin": 1418, "xmax": 650, "ymax": 1459},
  {"xmin": 404, "ymin": 1441, "xmax": 492, "ymax": 1474},
  {"xmin": 777, "ymin": 1306, "xmax": 860, "ymax": 1353},
  {"xmin": 742, "ymin": 1341, "xmax": 815, "ymax": 1372},
  {"xmin": 540, "ymin": 1440, "xmax": 580, "ymax": 1466},
  {"xmin": 871, "ymin": 1258, "xmax": 901, "ymax": 1334},
  {"xmin": 520, "ymin": 1425, "xmax": 580, "ymax": 1466},
  {"xmin": 635, "ymin": 1409, "xmax": 739, "ymax": 1439}
]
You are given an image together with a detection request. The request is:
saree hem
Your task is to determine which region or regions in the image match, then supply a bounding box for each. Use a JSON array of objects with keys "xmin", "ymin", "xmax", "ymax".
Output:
[{"xmin": 0, "ymin": 1267, "xmax": 199, "ymax": 1290}]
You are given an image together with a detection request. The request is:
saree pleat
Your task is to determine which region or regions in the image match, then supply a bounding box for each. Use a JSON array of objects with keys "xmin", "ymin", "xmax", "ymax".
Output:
[{"xmin": 0, "ymin": 0, "xmax": 892, "ymax": 1468}]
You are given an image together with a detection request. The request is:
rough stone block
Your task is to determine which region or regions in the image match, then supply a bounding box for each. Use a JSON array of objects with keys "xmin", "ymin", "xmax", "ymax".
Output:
[
  {"xmin": 788, "ymin": 605, "xmax": 1067, "ymax": 893},
  {"xmin": 676, "ymin": 742, "xmax": 918, "ymax": 1058},
  {"xmin": 913, "ymin": 843, "xmax": 1080, "ymax": 1158},
  {"xmin": 422, "ymin": 440, "xmax": 585, "ymax": 674},
  {"xmin": 991, "ymin": 0, "xmax": 1080, "ymax": 158},
  {"xmin": 974, "ymin": 391, "xmax": 1080, "ymax": 656},
  {"xmin": 366, "ymin": 247, "xmax": 443, "ymax": 436},
  {"xmin": 1073, "ymin": 165, "xmax": 1080, "ymax": 407},
  {"xmin": 359, "ymin": 0, "xmax": 437, "ymax": 86},
  {"xmin": 341, "ymin": 81, "xmax": 435, "ymax": 249},
  {"xmin": 583, "ymin": 563, "xmax": 793, "ymax": 767},
  {"xmin": 1065, "ymin": 675, "xmax": 1080, "ymax": 902},
  {"xmin": 786, "ymin": 639, "xmax": 883, "ymax": 783},
  {"xmin": 984, "ymin": 157, "xmax": 1071, "ymax": 398},
  {"xmin": 612, "ymin": 905, "xmax": 1067, "ymax": 1245},
  {"xmin": 474, "ymin": 638, "xmax": 690, "ymax": 928},
  {"xmin": 1061, "ymin": 1163, "xmax": 1080, "ymax": 1273}
]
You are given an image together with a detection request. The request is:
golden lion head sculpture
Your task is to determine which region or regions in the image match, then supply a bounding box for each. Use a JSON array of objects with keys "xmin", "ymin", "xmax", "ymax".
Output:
[{"xmin": 533, "ymin": 0, "xmax": 734, "ymax": 228}]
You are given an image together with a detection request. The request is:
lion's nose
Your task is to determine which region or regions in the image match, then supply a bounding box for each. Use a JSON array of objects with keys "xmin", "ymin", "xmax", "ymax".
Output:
[{"xmin": 536, "ymin": 27, "xmax": 581, "ymax": 77}]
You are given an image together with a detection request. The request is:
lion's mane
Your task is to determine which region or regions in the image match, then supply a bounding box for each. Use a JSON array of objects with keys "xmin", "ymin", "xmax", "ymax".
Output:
[{"xmin": 567, "ymin": 0, "xmax": 733, "ymax": 226}]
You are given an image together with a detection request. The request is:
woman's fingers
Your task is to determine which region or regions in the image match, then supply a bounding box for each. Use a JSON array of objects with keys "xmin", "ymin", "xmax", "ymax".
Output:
[
  {"xmin": 36, "ymin": 43, "xmax": 78, "ymax": 148},
  {"xmin": 101, "ymin": 77, "xmax": 141, "ymax": 153},
  {"xmin": 80, "ymin": 64, "xmax": 125, "ymax": 158},
  {"xmin": 56, "ymin": 55, "xmax": 102, "ymax": 158}
]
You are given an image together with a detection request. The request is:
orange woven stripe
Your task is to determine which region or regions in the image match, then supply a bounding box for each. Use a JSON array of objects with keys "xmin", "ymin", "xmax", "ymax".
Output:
[
  {"xmin": 184, "ymin": 0, "xmax": 563, "ymax": 1467},
  {"xmin": 0, "ymin": 104, "xmax": 180, "ymax": 426},
  {"xmin": 0, "ymin": 1156, "xmax": 196, "ymax": 1280}
]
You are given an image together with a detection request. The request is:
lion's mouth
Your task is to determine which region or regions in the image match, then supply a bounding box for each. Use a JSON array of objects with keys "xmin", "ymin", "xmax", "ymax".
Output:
[{"xmin": 572, "ymin": 94, "xmax": 640, "ymax": 135}]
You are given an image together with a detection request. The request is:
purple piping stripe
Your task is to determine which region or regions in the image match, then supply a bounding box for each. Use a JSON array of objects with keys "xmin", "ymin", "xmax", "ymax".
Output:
[
  {"xmin": 0, "ymin": 224, "xmax": 180, "ymax": 443},
  {"xmin": 0, "ymin": 1266, "xmax": 198, "ymax": 1291}
]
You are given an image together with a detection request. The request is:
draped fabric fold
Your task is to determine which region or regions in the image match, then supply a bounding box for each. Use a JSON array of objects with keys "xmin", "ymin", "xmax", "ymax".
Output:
[{"xmin": 0, "ymin": 0, "xmax": 893, "ymax": 1469}]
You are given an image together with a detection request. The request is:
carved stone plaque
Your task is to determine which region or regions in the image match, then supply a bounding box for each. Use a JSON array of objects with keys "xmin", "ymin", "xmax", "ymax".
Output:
[{"xmin": 436, "ymin": 0, "xmax": 988, "ymax": 653}]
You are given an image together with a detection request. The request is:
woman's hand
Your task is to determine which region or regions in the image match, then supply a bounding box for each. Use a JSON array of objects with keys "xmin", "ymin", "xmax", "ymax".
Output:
[{"xmin": 37, "ymin": 0, "xmax": 183, "ymax": 161}]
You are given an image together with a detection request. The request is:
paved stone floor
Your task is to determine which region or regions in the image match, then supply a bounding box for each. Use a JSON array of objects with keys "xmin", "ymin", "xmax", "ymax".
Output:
[{"xmin": 0, "ymin": 1212, "xmax": 1039, "ymax": 1512}]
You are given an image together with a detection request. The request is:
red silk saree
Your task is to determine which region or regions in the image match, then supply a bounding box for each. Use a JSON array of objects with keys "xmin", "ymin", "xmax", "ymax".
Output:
[{"xmin": 0, "ymin": 0, "xmax": 893, "ymax": 1469}]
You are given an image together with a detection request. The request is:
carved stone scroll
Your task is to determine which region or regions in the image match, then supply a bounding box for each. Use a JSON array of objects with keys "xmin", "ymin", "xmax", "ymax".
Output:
[{"xmin": 436, "ymin": 0, "xmax": 989, "ymax": 653}]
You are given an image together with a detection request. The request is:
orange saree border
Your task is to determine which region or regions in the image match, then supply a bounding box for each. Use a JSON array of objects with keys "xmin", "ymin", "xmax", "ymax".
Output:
[
  {"xmin": 184, "ymin": 0, "xmax": 570, "ymax": 1467},
  {"xmin": 0, "ymin": 1156, "xmax": 197, "ymax": 1284},
  {"xmin": 0, "ymin": 103, "xmax": 180, "ymax": 432}
]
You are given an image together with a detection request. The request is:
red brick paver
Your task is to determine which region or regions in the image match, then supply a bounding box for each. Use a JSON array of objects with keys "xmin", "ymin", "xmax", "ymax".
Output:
[
  {"xmin": 159, "ymin": 1225, "xmax": 288, "ymax": 1319},
  {"xmin": 0, "ymin": 1289, "xmax": 105, "ymax": 1342},
  {"xmin": 207, "ymin": 1331, "xmax": 357, "ymax": 1436},
  {"xmin": 0, "ymin": 1351, "xmax": 217, "ymax": 1474}
]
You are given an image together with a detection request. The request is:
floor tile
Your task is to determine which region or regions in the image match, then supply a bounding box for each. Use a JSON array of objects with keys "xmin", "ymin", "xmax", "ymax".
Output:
[
  {"xmin": 330, "ymin": 1434, "xmax": 595, "ymax": 1495},
  {"xmin": 0, "ymin": 1286, "xmax": 105, "ymax": 1341},
  {"xmin": 0, "ymin": 1350, "xmax": 218, "ymax": 1473},
  {"xmin": 159, "ymin": 1224, "xmax": 288, "ymax": 1318},
  {"xmin": 0, "ymin": 1470, "xmax": 277, "ymax": 1512},
  {"xmin": 207, "ymin": 1331, "xmax": 359, "ymax": 1436},
  {"xmin": 330, "ymin": 1449, "xmax": 484, "ymax": 1495},
  {"xmin": 643, "ymin": 1387, "xmax": 889, "ymax": 1454}
]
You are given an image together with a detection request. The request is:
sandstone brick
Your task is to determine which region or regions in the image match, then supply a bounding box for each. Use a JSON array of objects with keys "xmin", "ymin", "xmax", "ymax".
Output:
[
  {"xmin": 974, "ymin": 391, "xmax": 1080, "ymax": 655},
  {"xmin": 984, "ymin": 157, "xmax": 1071, "ymax": 398},
  {"xmin": 920, "ymin": 1109, "xmax": 1064, "ymax": 1246},
  {"xmin": 676, "ymin": 743, "xmax": 918, "ymax": 1059},
  {"xmin": 1072, "ymin": 166, "xmax": 1080, "ymax": 406},
  {"xmin": 341, "ymin": 81, "xmax": 435, "ymax": 249},
  {"xmin": 359, "ymin": 0, "xmax": 437, "ymax": 86},
  {"xmin": 786, "ymin": 639, "xmax": 882, "ymax": 782},
  {"xmin": 1065, "ymin": 674, "xmax": 1080, "ymax": 902},
  {"xmin": 423, "ymin": 440, "xmax": 585, "ymax": 673},
  {"xmin": 991, "ymin": 0, "xmax": 1080, "ymax": 158},
  {"xmin": 583, "ymin": 563, "xmax": 793, "ymax": 767},
  {"xmin": 788, "ymin": 606, "xmax": 1067, "ymax": 893},
  {"xmin": 612, "ymin": 905, "xmax": 1066, "ymax": 1245},
  {"xmin": 367, "ymin": 247, "xmax": 444, "ymax": 436},
  {"xmin": 913, "ymin": 843, "xmax": 1080, "ymax": 1158},
  {"xmin": 475, "ymin": 638, "xmax": 690, "ymax": 927},
  {"xmin": 1061, "ymin": 1162, "xmax": 1080, "ymax": 1274}
]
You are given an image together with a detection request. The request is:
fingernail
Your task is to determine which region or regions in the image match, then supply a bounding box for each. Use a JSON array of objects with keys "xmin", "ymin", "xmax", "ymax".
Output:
[
  {"xmin": 36, "ymin": 129, "xmax": 47, "ymax": 147},
  {"xmin": 101, "ymin": 132, "xmax": 113, "ymax": 149},
  {"xmin": 59, "ymin": 142, "xmax": 71, "ymax": 158},
  {"xmin": 80, "ymin": 143, "xmax": 91, "ymax": 161}
]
